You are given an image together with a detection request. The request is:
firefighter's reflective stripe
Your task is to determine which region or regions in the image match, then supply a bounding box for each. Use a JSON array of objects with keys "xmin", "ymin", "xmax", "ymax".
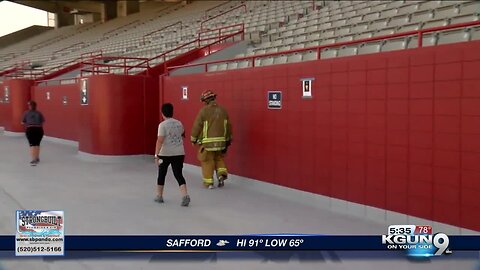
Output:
[
  {"xmin": 203, "ymin": 121, "xmax": 208, "ymax": 139},
  {"xmin": 202, "ymin": 137, "xmax": 226, "ymax": 143},
  {"xmin": 204, "ymin": 147, "xmax": 224, "ymax": 151},
  {"xmin": 203, "ymin": 178, "xmax": 213, "ymax": 184},
  {"xmin": 224, "ymin": 119, "xmax": 228, "ymax": 138},
  {"xmin": 217, "ymin": 168, "xmax": 228, "ymax": 174}
]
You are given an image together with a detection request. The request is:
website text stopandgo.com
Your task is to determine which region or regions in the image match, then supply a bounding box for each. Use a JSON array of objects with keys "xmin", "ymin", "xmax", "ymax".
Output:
[{"xmin": 16, "ymin": 237, "xmax": 64, "ymax": 243}]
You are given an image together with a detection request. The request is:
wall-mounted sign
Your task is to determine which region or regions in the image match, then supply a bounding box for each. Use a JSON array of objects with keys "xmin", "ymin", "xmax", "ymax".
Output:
[
  {"xmin": 62, "ymin": 96, "xmax": 68, "ymax": 105},
  {"xmin": 80, "ymin": 78, "xmax": 88, "ymax": 105},
  {"xmin": 46, "ymin": 92, "xmax": 51, "ymax": 100},
  {"xmin": 182, "ymin": 86, "xmax": 188, "ymax": 100},
  {"xmin": 4, "ymin": 86, "xmax": 10, "ymax": 103},
  {"xmin": 267, "ymin": 91, "xmax": 282, "ymax": 109},
  {"xmin": 301, "ymin": 78, "xmax": 314, "ymax": 98}
]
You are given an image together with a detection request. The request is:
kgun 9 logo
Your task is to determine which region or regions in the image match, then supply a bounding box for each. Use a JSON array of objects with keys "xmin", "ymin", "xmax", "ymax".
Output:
[{"xmin": 382, "ymin": 233, "xmax": 452, "ymax": 256}]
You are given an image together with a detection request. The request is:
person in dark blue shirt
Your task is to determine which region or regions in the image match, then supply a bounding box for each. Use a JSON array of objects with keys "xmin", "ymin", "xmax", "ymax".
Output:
[{"xmin": 21, "ymin": 101, "xmax": 45, "ymax": 166}]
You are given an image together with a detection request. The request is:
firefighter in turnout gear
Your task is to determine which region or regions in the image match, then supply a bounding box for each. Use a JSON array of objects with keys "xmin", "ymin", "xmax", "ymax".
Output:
[{"xmin": 191, "ymin": 90, "xmax": 232, "ymax": 189}]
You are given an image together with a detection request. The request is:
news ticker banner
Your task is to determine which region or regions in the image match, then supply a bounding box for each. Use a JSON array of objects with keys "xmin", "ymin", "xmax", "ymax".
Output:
[
  {"xmin": 9, "ymin": 210, "xmax": 480, "ymax": 257},
  {"xmin": 3, "ymin": 234, "xmax": 480, "ymax": 254}
]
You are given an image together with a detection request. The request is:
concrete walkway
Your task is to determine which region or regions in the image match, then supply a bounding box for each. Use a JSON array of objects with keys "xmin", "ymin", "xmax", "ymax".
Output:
[{"xmin": 0, "ymin": 134, "xmax": 477, "ymax": 270}]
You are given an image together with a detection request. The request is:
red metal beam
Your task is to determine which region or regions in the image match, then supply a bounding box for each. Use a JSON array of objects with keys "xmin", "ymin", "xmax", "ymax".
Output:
[
  {"xmin": 0, "ymin": 61, "xmax": 36, "ymax": 77},
  {"xmin": 94, "ymin": 56, "xmax": 149, "ymax": 61},
  {"xmin": 4, "ymin": 67, "xmax": 45, "ymax": 79},
  {"xmin": 80, "ymin": 55, "xmax": 151, "ymax": 76},
  {"xmin": 167, "ymin": 20, "xmax": 480, "ymax": 72}
]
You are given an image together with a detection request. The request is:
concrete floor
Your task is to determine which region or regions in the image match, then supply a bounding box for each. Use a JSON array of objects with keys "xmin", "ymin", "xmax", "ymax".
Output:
[{"xmin": 0, "ymin": 134, "xmax": 478, "ymax": 270}]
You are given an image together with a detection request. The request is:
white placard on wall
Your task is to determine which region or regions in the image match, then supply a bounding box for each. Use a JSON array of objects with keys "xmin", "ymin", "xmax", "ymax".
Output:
[
  {"xmin": 301, "ymin": 78, "xmax": 314, "ymax": 99},
  {"xmin": 182, "ymin": 86, "xmax": 188, "ymax": 100}
]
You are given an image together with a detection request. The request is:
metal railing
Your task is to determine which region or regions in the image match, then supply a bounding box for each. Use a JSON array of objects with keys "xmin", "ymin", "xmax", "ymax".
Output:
[
  {"xmin": 35, "ymin": 77, "xmax": 80, "ymax": 86},
  {"xmin": 103, "ymin": 20, "xmax": 140, "ymax": 37},
  {"xmin": 0, "ymin": 61, "xmax": 30, "ymax": 77},
  {"xmin": 3, "ymin": 23, "xmax": 244, "ymax": 79},
  {"xmin": 204, "ymin": 1, "xmax": 249, "ymax": 19},
  {"xmin": 3, "ymin": 24, "xmax": 243, "ymax": 79},
  {"xmin": 167, "ymin": 20, "xmax": 480, "ymax": 73},
  {"xmin": 204, "ymin": 1, "xmax": 232, "ymax": 19},
  {"xmin": 143, "ymin": 21, "xmax": 183, "ymax": 43},
  {"xmin": 3, "ymin": 68, "xmax": 46, "ymax": 79},
  {"xmin": 0, "ymin": 52, "xmax": 16, "ymax": 61},
  {"xmin": 197, "ymin": 23, "xmax": 244, "ymax": 41},
  {"xmin": 200, "ymin": 4, "xmax": 247, "ymax": 31},
  {"xmin": 124, "ymin": 24, "xmax": 245, "ymax": 75},
  {"xmin": 80, "ymin": 56, "xmax": 150, "ymax": 76},
  {"xmin": 30, "ymin": 34, "xmax": 67, "ymax": 51},
  {"xmin": 41, "ymin": 50, "xmax": 103, "ymax": 76},
  {"xmin": 52, "ymin": 42, "xmax": 85, "ymax": 58},
  {"xmin": 81, "ymin": 51, "xmax": 104, "ymax": 59}
]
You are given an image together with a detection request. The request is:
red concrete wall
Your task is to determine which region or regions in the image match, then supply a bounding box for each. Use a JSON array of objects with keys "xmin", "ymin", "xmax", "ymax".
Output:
[
  {"xmin": 161, "ymin": 41, "xmax": 480, "ymax": 231},
  {"xmin": 78, "ymin": 74, "xmax": 158, "ymax": 155},
  {"xmin": 0, "ymin": 79, "xmax": 33, "ymax": 132},
  {"xmin": 33, "ymin": 83, "xmax": 80, "ymax": 141},
  {"xmin": 29, "ymin": 75, "xmax": 158, "ymax": 155},
  {"xmin": 0, "ymin": 81, "xmax": 4, "ymax": 128}
]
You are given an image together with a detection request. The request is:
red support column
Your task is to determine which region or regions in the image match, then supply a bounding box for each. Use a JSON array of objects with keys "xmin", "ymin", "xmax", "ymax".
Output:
[{"xmin": 2, "ymin": 79, "xmax": 33, "ymax": 133}]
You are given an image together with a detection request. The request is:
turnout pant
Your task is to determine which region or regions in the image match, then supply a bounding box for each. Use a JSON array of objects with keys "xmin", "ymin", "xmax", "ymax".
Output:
[{"xmin": 197, "ymin": 147, "xmax": 228, "ymax": 185}]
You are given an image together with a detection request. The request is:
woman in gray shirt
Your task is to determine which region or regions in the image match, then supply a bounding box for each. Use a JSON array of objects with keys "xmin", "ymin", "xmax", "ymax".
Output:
[
  {"xmin": 154, "ymin": 103, "xmax": 190, "ymax": 206},
  {"xmin": 21, "ymin": 101, "xmax": 45, "ymax": 166}
]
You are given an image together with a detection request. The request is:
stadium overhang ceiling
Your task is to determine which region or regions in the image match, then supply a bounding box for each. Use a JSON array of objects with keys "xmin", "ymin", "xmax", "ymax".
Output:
[
  {"xmin": 9, "ymin": 0, "xmax": 184, "ymax": 14},
  {"xmin": 10, "ymin": 0, "xmax": 104, "ymax": 13}
]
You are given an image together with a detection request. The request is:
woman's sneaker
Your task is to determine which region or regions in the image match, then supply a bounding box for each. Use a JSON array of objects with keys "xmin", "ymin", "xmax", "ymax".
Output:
[
  {"xmin": 204, "ymin": 183, "xmax": 215, "ymax": 189},
  {"xmin": 30, "ymin": 160, "xmax": 37, "ymax": 166},
  {"xmin": 154, "ymin": 196, "xmax": 164, "ymax": 203},
  {"xmin": 181, "ymin": 195, "xmax": 190, "ymax": 207}
]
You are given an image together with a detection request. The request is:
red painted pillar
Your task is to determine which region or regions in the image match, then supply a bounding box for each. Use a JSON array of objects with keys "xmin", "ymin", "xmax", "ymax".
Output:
[
  {"xmin": 0, "ymin": 81, "xmax": 4, "ymax": 128},
  {"xmin": 78, "ymin": 74, "xmax": 158, "ymax": 155},
  {"xmin": 2, "ymin": 79, "xmax": 33, "ymax": 133}
]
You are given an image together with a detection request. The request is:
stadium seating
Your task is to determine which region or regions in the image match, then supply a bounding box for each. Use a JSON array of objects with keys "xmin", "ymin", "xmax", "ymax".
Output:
[
  {"xmin": 0, "ymin": 0, "xmax": 312, "ymax": 78},
  {"xmin": 0, "ymin": 1, "xmax": 202, "ymax": 77},
  {"xmin": 0, "ymin": 0, "xmax": 479, "ymax": 77},
  {"xmin": 208, "ymin": 0, "xmax": 479, "ymax": 71}
]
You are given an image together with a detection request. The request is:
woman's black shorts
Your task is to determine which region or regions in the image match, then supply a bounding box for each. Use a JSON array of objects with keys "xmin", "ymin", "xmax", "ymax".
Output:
[{"xmin": 25, "ymin": 127, "xmax": 44, "ymax": 147}]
